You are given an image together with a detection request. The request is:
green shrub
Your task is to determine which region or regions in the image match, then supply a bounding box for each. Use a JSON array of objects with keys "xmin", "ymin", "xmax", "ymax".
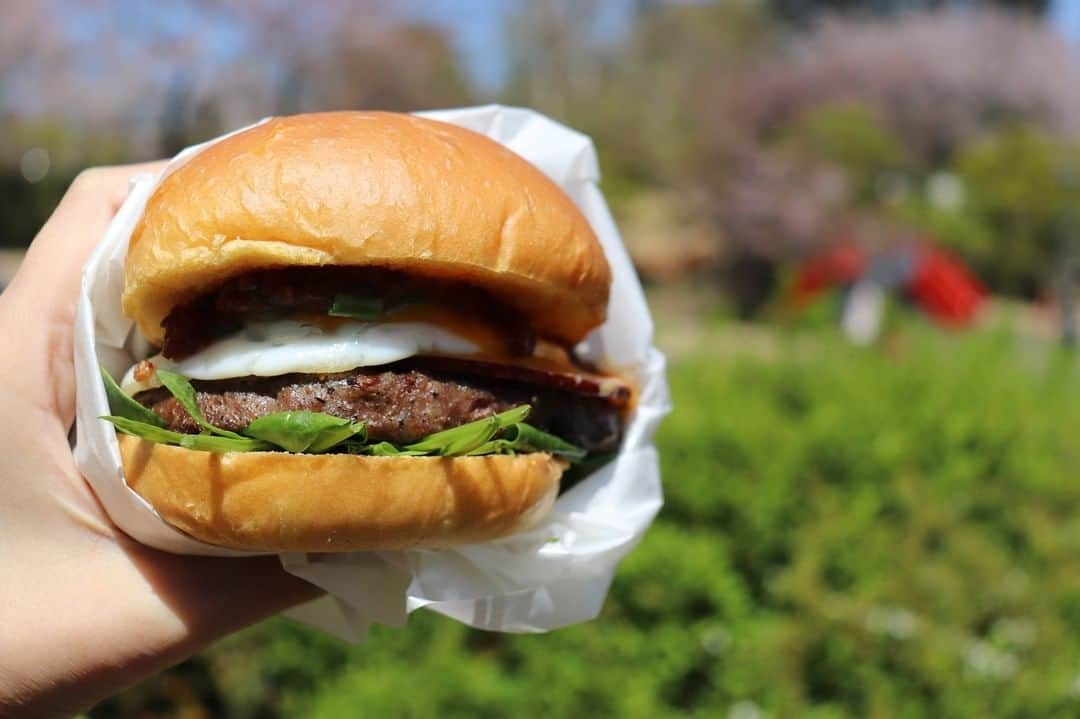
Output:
[{"xmin": 91, "ymin": 323, "xmax": 1080, "ymax": 718}]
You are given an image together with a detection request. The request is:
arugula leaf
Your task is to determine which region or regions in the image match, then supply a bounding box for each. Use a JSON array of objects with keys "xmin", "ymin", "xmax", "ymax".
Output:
[
  {"xmin": 308, "ymin": 421, "xmax": 367, "ymax": 453},
  {"xmin": 493, "ymin": 405, "xmax": 532, "ymax": 426},
  {"xmin": 101, "ymin": 415, "xmax": 273, "ymax": 452},
  {"xmin": 100, "ymin": 366, "xmax": 166, "ymax": 427},
  {"xmin": 501, "ymin": 423, "xmax": 588, "ymax": 462},
  {"xmin": 464, "ymin": 438, "xmax": 517, "ymax": 456},
  {"xmin": 155, "ymin": 369, "xmax": 248, "ymax": 440},
  {"xmin": 404, "ymin": 405, "xmax": 531, "ymax": 455},
  {"xmin": 243, "ymin": 411, "xmax": 366, "ymax": 453},
  {"xmin": 102, "ymin": 415, "xmax": 186, "ymax": 444},
  {"xmin": 328, "ymin": 294, "xmax": 383, "ymax": 320},
  {"xmin": 178, "ymin": 434, "xmax": 274, "ymax": 453},
  {"xmin": 465, "ymin": 423, "xmax": 587, "ymax": 462},
  {"xmin": 339, "ymin": 440, "xmax": 371, "ymax": 455},
  {"xmin": 363, "ymin": 442, "xmax": 427, "ymax": 457},
  {"xmin": 99, "ymin": 366, "xmax": 590, "ymax": 464}
]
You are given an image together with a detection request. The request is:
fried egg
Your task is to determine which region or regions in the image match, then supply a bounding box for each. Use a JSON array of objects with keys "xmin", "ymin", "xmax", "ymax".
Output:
[{"xmin": 121, "ymin": 318, "xmax": 480, "ymax": 395}]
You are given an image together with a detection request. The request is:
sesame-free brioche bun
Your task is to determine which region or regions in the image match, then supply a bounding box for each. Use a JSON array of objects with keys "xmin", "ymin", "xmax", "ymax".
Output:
[
  {"xmin": 118, "ymin": 435, "xmax": 564, "ymax": 551},
  {"xmin": 123, "ymin": 111, "xmax": 610, "ymax": 347}
]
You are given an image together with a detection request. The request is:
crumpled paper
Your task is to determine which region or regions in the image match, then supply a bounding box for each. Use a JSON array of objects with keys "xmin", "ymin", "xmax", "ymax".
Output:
[{"xmin": 72, "ymin": 105, "xmax": 670, "ymax": 641}]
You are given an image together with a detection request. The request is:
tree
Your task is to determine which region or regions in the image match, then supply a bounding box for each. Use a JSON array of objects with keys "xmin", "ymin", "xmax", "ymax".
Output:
[
  {"xmin": 952, "ymin": 125, "xmax": 1080, "ymax": 295},
  {"xmin": 300, "ymin": 23, "xmax": 471, "ymax": 112},
  {"xmin": 769, "ymin": 0, "xmax": 1047, "ymax": 23},
  {"xmin": 742, "ymin": 8, "xmax": 1080, "ymax": 163}
]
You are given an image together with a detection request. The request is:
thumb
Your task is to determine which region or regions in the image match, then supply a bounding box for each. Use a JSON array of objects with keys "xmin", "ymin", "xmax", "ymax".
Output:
[
  {"xmin": 7, "ymin": 162, "xmax": 168, "ymax": 313},
  {"xmin": 0, "ymin": 162, "xmax": 167, "ymax": 422}
]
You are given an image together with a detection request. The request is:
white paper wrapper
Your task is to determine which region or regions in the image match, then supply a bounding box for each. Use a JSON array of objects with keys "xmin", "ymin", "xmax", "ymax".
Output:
[{"xmin": 73, "ymin": 105, "xmax": 670, "ymax": 641}]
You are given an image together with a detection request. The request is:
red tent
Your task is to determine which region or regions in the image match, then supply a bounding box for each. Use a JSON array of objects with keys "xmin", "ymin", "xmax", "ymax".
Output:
[
  {"xmin": 788, "ymin": 241, "xmax": 985, "ymax": 327},
  {"xmin": 906, "ymin": 246, "xmax": 985, "ymax": 326},
  {"xmin": 789, "ymin": 243, "xmax": 865, "ymax": 307}
]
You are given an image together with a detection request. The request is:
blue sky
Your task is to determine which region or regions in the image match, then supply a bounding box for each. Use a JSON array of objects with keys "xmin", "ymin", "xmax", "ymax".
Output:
[
  {"xmin": 399, "ymin": 0, "xmax": 519, "ymax": 92},
  {"xmin": 399, "ymin": 0, "xmax": 637, "ymax": 93},
  {"xmin": 1050, "ymin": 0, "xmax": 1080, "ymax": 44}
]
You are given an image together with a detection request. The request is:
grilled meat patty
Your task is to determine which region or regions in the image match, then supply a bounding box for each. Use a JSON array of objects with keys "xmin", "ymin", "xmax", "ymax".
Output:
[{"xmin": 135, "ymin": 363, "xmax": 622, "ymax": 452}]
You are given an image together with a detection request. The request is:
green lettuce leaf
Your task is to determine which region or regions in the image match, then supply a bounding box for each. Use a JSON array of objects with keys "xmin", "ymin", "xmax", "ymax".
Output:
[
  {"xmin": 243, "ymin": 411, "xmax": 366, "ymax": 453},
  {"xmin": 100, "ymin": 366, "xmax": 166, "ymax": 427}
]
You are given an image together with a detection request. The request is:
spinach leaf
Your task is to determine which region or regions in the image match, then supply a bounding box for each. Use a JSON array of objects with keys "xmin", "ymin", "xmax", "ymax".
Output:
[
  {"xmin": 155, "ymin": 369, "xmax": 247, "ymax": 440},
  {"xmin": 100, "ymin": 365, "xmax": 166, "ymax": 427},
  {"xmin": 243, "ymin": 411, "xmax": 366, "ymax": 453},
  {"xmin": 328, "ymin": 294, "xmax": 384, "ymax": 320}
]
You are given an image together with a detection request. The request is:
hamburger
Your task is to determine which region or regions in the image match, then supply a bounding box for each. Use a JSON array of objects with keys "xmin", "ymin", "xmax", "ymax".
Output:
[{"xmin": 101, "ymin": 111, "xmax": 630, "ymax": 552}]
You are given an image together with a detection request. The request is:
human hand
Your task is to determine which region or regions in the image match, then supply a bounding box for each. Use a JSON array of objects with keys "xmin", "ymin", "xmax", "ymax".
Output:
[{"xmin": 0, "ymin": 164, "xmax": 321, "ymax": 717}]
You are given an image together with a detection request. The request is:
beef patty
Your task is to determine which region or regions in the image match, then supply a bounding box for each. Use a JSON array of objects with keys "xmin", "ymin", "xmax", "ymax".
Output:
[{"xmin": 135, "ymin": 363, "xmax": 621, "ymax": 452}]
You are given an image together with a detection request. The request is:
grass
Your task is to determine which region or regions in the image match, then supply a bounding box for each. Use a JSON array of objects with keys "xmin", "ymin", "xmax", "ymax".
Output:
[{"xmin": 90, "ymin": 317, "xmax": 1080, "ymax": 718}]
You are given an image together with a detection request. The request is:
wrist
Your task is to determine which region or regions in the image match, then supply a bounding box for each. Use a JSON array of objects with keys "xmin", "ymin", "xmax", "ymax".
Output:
[{"xmin": 1, "ymin": 534, "xmax": 318, "ymax": 716}]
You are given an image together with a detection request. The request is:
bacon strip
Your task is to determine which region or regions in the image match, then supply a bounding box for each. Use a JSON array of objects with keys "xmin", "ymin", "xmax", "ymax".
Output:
[{"xmin": 412, "ymin": 356, "xmax": 632, "ymax": 408}]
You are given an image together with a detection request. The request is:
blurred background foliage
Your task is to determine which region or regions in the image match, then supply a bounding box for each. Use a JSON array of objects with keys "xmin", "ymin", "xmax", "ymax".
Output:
[
  {"xmin": 2, "ymin": 0, "xmax": 1079, "ymax": 716},
  {"xmin": 89, "ymin": 318, "xmax": 1080, "ymax": 718}
]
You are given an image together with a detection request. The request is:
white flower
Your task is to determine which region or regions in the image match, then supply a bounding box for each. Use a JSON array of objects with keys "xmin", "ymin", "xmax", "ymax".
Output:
[
  {"xmin": 866, "ymin": 606, "xmax": 920, "ymax": 640},
  {"xmin": 729, "ymin": 700, "xmax": 765, "ymax": 719},
  {"xmin": 964, "ymin": 640, "xmax": 1020, "ymax": 680},
  {"xmin": 992, "ymin": 617, "xmax": 1036, "ymax": 647},
  {"xmin": 927, "ymin": 172, "xmax": 966, "ymax": 211},
  {"xmin": 701, "ymin": 626, "xmax": 731, "ymax": 656}
]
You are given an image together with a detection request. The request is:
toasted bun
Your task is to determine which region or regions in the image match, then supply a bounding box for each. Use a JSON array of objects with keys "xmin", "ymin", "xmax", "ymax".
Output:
[
  {"xmin": 118, "ymin": 435, "xmax": 563, "ymax": 552},
  {"xmin": 124, "ymin": 111, "xmax": 610, "ymax": 347}
]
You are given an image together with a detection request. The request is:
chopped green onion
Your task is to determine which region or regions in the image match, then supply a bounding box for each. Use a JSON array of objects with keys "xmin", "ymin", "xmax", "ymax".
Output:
[{"xmin": 328, "ymin": 294, "xmax": 383, "ymax": 320}]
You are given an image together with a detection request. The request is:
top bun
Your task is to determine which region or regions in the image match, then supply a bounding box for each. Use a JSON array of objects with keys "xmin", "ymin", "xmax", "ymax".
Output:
[{"xmin": 123, "ymin": 112, "xmax": 611, "ymax": 347}]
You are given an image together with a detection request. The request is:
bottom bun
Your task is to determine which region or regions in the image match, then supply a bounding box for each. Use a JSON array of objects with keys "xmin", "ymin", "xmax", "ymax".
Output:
[{"xmin": 118, "ymin": 435, "xmax": 564, "ymax": 552}]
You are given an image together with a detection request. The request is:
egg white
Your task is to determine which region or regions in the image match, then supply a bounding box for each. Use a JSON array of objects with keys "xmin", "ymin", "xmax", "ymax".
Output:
[{"xmin": 120, "ymin": 318, "xmax": 479, "ymax": 395}]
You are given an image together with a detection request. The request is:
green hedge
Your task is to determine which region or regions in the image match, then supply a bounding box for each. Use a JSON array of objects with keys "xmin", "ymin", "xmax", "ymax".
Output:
[{"xmin": 91, "ymin": 322, "xmax": 1080, "ymax": 718}]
